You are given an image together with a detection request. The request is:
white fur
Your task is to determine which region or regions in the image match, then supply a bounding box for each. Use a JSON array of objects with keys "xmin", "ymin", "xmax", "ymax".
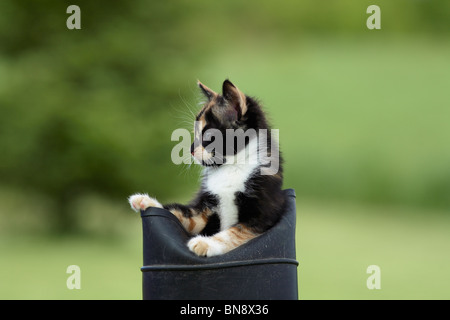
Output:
[
  {"xmin": 203, "ymin": 138, "xmax": 260, "ymax": 230},
  {"xmin": 187, "ymin": 235, "xmax": 227, "ymax": 257},
  {"xmin": 128, "ymin": 193, "xmax": 163, "ymax": 212}
]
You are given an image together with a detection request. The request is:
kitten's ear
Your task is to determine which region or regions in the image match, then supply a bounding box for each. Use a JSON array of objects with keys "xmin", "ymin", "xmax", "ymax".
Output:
[
  {"xmin": 197, "ymin": 80, "xmax": 217, "ymax": 101},
  {"xmin": 222, "ymin": 79, "xmax": 247, "ymax": 117}
]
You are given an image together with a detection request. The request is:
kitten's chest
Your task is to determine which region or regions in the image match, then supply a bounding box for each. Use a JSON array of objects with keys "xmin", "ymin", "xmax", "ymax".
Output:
[
  {"xmin": 204, "ymin": 164, "xmax": 257, "ymax": 230},
  {"xmin": 205, "ymin": 165, "xmax": 248, "ymax": 194}
]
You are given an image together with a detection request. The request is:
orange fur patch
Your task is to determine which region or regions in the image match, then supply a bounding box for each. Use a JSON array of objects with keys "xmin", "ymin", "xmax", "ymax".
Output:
[
  {"xmin": 213, "ymin": 224, "xmax": 258, "ymax": 252},
  {"xmin": 169, "ymin": 207, "xmax": 213, "ymax": 235}
]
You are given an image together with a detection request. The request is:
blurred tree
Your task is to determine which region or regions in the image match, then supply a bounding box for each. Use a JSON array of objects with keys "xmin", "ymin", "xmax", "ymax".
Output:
[
  {"xmin": 0, "ymin": 0, "xmax": 204, "ymax": 233},
  {"xmin": 0, "ymin": 0, "xmax": 448, "ymax": 233}
]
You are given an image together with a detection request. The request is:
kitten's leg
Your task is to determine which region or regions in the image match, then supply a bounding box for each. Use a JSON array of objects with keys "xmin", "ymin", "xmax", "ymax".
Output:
[
  {"xmin": 128, "ymin": 193, "xmax": 163, "ymax": 212},
  {"xmin": 188, "ymin": 223, "xmax": 258, "ymax": 257},
  {"xmin": 128, "ymin": 193, "xmax": 214, "ymax": 235},
  {"xmin": 164, "ymin": 204, "xmax": 213, "ymax": 235}
]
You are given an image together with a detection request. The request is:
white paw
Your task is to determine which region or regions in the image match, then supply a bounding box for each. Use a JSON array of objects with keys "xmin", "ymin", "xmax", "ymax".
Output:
[
  {"xmin": 128, "ymin": 193, "xmax": 163, "ymax": 212},
  {"xmin": 187, "ymin": 236, "xmax": 225, "ymax": 257}
]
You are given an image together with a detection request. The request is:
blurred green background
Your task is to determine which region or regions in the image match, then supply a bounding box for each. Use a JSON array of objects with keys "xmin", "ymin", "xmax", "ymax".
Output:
[{"xmin": 0, "ymin": 0, "xmax": 449, "ymax": 299}]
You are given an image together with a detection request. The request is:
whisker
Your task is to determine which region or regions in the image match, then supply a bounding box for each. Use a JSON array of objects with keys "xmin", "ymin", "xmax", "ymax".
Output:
[{"xmin": 178, "ymin": 90, "xmax": 197, "ymax": 119}]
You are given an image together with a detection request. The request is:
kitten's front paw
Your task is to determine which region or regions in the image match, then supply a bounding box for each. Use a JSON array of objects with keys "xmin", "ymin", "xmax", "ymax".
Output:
[
  {"xmin": 187, "ymin": 236, "xmax": 224, "ymax": 257},
  {"xmin": 128, "ymin": 193, "xmax": 163, "ymax": 212}
]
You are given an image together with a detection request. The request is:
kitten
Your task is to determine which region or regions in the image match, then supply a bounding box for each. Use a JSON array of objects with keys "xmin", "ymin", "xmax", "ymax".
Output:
[{"xmin": 128, "ymin": 79, "xmax": 285, "ymax": 257}]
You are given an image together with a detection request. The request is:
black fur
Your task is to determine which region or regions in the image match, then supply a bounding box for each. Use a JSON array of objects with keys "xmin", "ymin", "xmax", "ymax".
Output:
[{"xmin": 168, "ymin": 79, "xmax": 285, "ymax": 238}]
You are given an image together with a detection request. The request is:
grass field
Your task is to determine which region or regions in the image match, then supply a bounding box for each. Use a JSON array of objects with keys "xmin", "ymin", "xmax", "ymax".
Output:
[
  {"xmin": 297, "ymin": 198, "xmax": 450, "ymax": 299},
  {"xmin": 0, "ymin": 37, "xmax": 449, "ymax": 299},
  {"xmin": 1, "ymin": 198, "xmax": 449, "ymax": 300}
]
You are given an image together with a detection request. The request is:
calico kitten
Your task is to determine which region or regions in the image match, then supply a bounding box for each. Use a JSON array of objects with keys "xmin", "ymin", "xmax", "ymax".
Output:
[{"xmin": 128, "ymin": 79, "xmax": 285, "ymax": 257}]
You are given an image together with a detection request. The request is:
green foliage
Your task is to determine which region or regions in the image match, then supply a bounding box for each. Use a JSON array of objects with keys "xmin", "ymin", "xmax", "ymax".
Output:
[
  {"xmin": 0, "ymin": 0, "xmax": 449, "ymax": 234},
  {"xmin": 0, "ymin": 1, "xmax": 205, "ymax": 232}
]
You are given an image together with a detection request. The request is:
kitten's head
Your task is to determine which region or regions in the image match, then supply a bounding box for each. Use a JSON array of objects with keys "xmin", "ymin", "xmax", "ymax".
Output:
[{"xmin": 191, "ymin": 79, "xmax": 268, "ymax": 167}]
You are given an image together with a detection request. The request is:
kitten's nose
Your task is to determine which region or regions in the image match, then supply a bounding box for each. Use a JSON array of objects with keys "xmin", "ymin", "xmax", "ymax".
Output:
[{"xmin": 190, "ymin": 144, "xmax": 195, "ymax": 155}]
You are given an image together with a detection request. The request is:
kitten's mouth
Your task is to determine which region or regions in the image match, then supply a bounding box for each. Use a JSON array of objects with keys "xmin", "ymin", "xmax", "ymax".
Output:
[{"xmin": 192, "ymin": 147, "xmax": 224, "ymax": 167}]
